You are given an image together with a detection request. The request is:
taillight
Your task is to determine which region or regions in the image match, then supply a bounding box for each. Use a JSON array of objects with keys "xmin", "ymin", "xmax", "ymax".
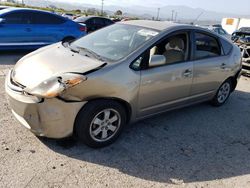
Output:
[{"xmin": 79, "ymin": 25, "xmax": 87, "ymax": 32}]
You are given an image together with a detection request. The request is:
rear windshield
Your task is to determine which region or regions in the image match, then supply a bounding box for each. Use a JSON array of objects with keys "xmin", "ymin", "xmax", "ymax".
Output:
[{"xmin": 74, "ymin": 17, "xmax": 88, "ymax": 22}]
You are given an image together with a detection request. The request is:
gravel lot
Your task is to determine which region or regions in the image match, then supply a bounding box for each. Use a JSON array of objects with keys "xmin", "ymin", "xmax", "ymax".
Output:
[{"xmin": 0, "ymin": 52, "xmax": 250, "ymax": 188}]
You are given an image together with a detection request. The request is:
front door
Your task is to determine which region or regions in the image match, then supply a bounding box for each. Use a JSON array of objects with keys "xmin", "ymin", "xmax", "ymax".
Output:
[
  {"xmin": 0, "ymin": 11, "xmax": 35, "ymax": 46},
  {"xmin": 137, "ymin": 32, "xmax": 193, "ymax": 117}
]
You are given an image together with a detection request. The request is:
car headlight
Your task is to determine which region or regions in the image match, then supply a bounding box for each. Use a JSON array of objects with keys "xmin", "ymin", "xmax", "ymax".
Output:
[{"xmin": 24, "ymin": 73, "xmax": 87, "ymax": 98}]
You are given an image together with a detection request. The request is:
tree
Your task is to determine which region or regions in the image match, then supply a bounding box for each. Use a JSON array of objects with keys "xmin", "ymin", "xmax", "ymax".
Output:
[
  {"xmin": 86, "ymin": 8, "xmax": 98, "ymax": 15},
  {"xmin": 74, "ymin": 9, "xmax": 81, "ymax": 14},
  {"xmin": 115, "ymin": 10, "xmax": 122, "ymax": 16}
]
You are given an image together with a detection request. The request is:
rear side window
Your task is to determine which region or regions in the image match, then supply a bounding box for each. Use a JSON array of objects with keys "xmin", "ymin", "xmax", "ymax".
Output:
[
  {"xmin": 194, "ymin": 32, "xmax": 221, "ymax": 60},
  {"xmin": 85, "ymin": 18, "xmax": 94, "ymax": 25},
  {"xmin": 33, "ymin": 12, "xmax": 65, "ymax": 24},
  {"xmin": 94, "ymin": 18, "xmax": 105, "ymax": 25},
  {"xmin": 104, "ymin": 19, "xmax": 113, "ymax": 25},
  {"xmin": 220, "ymin": 38, "xmax": 233, "ymax": 55}
]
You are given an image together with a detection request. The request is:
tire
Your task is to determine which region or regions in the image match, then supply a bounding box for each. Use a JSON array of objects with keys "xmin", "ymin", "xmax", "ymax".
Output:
[
  {"xmin": 211, "ymin": 79, "xmax": 232, "ymax": 107},
  {"xmin": 62, "ymin": 36, "xmax": 75, "ymax": 43},
  {"xmin": 74, "ymin": 100, "xmax": 127, "ymax": 148}
]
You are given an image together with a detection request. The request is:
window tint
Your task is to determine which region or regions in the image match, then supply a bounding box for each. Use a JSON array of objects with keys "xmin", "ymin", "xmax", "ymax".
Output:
[
  {"xmin": 94, "ymin": 18, "xmax": 104, "ymax": 25},
  {"xmin": 33, "ymin": 12, "xmax": 65, "ymax": 24},
  {"xmin": 2, "ymin": 11, "xmax": 32, "ymax": 24},
  {"xmin": 220, "ymin": 38, "xmax": 233, "ymax": 55},
  {"xmin": 104, "ymin": 19, "xmax": 113, "ymax": 25},
  {"xmin": 219, "ymin": 28, "xmax": 227, "ymax": 35},
  {"xmin": 85, "ymin": 18, "xmax": 94, "ymax": 25},
  {"xmin": 21, "ymin": 12, "xmax": 34, "ymax": 24},
  {"xmin": 194, "ymin": 32, "xmax": 221, "ymax": 60},
  {"xmin": 214, "ymin": 28, "xmax": 219, "ymax": 34}
]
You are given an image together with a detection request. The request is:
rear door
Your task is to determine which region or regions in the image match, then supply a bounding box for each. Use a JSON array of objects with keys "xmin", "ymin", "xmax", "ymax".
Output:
[{"xmin": 190, "ymin": 31, "xmax": 229, "ymax": 98}]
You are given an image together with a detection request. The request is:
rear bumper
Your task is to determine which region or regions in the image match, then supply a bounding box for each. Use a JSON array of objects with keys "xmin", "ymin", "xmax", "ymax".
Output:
[{"xmin": 5, "ymin": 71, "xmax": 86, "ymax": 138}]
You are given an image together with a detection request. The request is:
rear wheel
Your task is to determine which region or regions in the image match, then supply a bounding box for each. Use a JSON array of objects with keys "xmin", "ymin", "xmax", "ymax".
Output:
[
  {"xmin": 211, "ymin": 79, "xmax": 232, "ymax": 106},
  {"xmin": 74, "ymin": 100, "xmax": 126, "ymax": 148}
]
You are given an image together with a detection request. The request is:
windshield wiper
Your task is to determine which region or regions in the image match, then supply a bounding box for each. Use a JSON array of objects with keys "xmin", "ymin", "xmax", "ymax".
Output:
[
  {"xmin": 76, "ymin": 46, "xmax": 105, "ymax": 62},
  {"xmin": 63, "ymin": 41, "xmax": 80, "ymax": 53}
]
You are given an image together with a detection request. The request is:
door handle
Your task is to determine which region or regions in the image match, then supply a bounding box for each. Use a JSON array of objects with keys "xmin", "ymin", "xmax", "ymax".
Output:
[
  {"xmin": 220, "ymin": 63, "xmax": 226, "ymax": 69},
  {"xmin": 183, "ymin": 69, "xmax": 192, "ymax": 77}
]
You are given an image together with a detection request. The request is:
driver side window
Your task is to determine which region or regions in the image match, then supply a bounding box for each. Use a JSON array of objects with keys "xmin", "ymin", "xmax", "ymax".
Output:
[
  {"xmin": 149, "ymin": 33, "xmax": 189, "ymax": 67},
  {"xmin": 130, "ymin": 33, "xmax": 189, "ymax": 70}
]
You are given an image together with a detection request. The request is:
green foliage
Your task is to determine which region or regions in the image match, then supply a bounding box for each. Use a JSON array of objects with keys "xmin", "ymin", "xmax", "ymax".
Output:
[{"xmin": 115, "ymin": 10, "xmax": 122, "ymax": 16}]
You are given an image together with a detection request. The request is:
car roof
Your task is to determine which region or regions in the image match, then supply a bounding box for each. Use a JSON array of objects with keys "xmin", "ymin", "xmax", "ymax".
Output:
[
  {"xmin": 120, "ymin": 20, "xmax": 183, "ymax": 31},
  {"xmin": 0, "ymin": 7, "xmax": 62, "ymax": 16}
]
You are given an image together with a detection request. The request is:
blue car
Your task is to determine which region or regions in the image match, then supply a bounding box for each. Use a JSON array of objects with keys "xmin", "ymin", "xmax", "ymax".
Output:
[{"xmin": 0, "ymin": 8, "xmax": 87, "ymax": 50}]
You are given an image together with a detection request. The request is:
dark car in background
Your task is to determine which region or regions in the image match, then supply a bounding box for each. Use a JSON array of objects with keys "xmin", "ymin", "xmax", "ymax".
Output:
[
  {"xmin": 0, "ymin": 8, "xmax": 87, "ymax": 50},
  {"xmin": 74, "ymin": 16, "xmax": 114, "ymax": 33}
]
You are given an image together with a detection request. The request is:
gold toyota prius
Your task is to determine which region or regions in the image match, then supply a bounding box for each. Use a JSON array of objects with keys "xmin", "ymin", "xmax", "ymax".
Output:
[{"xmin": 6, "ymin": 20, "xmax": 242, "ymax": 148}]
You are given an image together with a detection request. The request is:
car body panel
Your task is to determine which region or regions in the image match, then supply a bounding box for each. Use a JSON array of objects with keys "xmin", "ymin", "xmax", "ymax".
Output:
[
  {"xmin": 0, "ymin": 8, "xmax": 86, "ymax": 50},
  {"xmin": 6, "ymin": 74, "xmax": 86, "ymax": 138},
  {"xmin": 191, "ymin": 56, "xmax": 229, "ymax": 96},
  {"xmin": 12, "ymin": 43, "xmax": 105, "ymax": 88},
  {"xmin": 138, "ymin": 61, "xmax": 193, "ymax": 117},
  {"xmin": 5, "ymin": 21, "xmax": 242, "ymax": 139}
]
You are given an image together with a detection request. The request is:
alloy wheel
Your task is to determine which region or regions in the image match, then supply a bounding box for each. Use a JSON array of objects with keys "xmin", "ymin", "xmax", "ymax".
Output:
[{"xmin": 89, "ymin": 109, "xmax": 121, "ymax": 142}]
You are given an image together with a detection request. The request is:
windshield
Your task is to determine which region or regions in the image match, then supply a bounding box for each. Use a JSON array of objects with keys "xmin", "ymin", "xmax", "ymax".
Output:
[{"xmin": 71, "ymin": 23, "xmax": 159, "ymax": 61}]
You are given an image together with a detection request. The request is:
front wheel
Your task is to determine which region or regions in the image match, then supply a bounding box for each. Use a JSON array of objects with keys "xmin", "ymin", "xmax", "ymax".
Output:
[
  {"xmin": 74, "ymin": 100, "xmax": 126, "ymax": 148},
  {"xmin": 211, "ymin": 79, "xmax": 232, "ymax": 106}
]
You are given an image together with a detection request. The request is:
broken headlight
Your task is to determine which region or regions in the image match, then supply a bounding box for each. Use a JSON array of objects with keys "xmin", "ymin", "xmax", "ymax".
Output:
[{"xmin": 24, "ymin": 73, "xmax": 87, "ymax": 98}]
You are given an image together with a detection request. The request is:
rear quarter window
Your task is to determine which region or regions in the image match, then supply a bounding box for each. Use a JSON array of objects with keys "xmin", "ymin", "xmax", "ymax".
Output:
[
  {"xmin": 33, "ymin": 12, "xmax": 66, "ymax": 24},
  {"xmin": 194, "ymin": 32, "xmax": 221, "ymax": 60},
  {"xmin": 220, "ymin": 38, "xmax": 233, "ymax": 55}
]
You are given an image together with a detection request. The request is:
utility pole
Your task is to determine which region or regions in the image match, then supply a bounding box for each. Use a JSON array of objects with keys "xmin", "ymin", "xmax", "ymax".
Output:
[
  {"xmin": 101, "ymin": 0, "xmax": 104, "ymax": 16},
  {"xmin": 156, "ymin": 8, "xmax": 160, "ymax": 21},
  {"xmin": 175, "ymin": 12, "xmax": 178, "ymax": 22},
  {"xmin": 171, "ymin": 10, "xmax": 175, "ymax": 22}
]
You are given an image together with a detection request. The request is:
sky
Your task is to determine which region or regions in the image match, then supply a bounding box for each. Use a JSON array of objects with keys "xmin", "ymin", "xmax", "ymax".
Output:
[{"xmin": 58, "ymin": 0, "xmax": 249, "ymax": 14}]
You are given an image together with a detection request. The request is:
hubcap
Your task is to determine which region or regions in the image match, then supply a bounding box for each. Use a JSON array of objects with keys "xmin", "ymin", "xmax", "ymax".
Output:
[
  {"xmin": 89, "ymin": 109, "xmax": 121, "ymax": 142},
  {"xmin": 217, "ymin": 82, "xmax": 230, "ymax": 103}
]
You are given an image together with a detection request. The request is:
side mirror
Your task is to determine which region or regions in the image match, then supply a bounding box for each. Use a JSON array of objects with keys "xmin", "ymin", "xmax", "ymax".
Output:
[
  {"xmin": 0, "ymin": 18, "xmax": 5, "ymax": 24},
  {"xmin": 149, "ymin": 55, "xmax": 166, "ymax": 67}
]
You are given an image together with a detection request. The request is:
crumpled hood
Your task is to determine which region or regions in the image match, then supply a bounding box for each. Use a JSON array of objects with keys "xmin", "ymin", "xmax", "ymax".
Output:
[{"xmin": 12, "ymin": 43, "xmax": 104, "ymax": 88}]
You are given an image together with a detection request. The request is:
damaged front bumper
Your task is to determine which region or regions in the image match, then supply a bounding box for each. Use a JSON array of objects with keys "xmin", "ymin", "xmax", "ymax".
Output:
[{"xmin": 5, "ymin": 71, "xmax": 86, "ymax": 138}]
